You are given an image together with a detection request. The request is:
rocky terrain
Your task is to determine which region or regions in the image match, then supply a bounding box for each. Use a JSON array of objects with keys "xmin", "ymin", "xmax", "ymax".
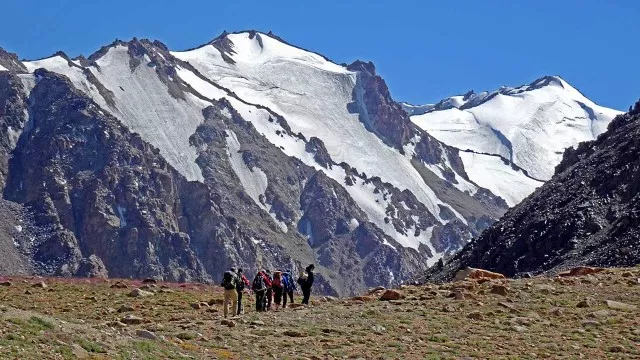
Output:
[
  {"xmin": 0, "ymin": 266, "xmax": 638, "ymax": 359},
  {"xmin": 427, "ymin": 102, "xmax": 640, "ymax": 283}
]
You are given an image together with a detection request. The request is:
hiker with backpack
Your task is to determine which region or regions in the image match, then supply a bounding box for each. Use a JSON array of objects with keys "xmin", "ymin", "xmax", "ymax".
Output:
[
  {"xmin": 264, "ymin": 270, "xmax": 274, "ymax": 311},
  {"xmin": 299, "ymin": 264, "xmax": 315, "ymax": 305},
  {"xmin": 220, "ymin": 268, "xmax": 239, "ymax": 318},
  {"xmin": 236, "ymin": 268, "xmax": 250, "ymax": 315},
  {"xmin": 271, "ymin": 271, "xmax": 284, "ymax": 310},
  {"xmin": 281, "ymin": 271, "xmax": 296, "ymax": 308},
  {"xmin": 252, "ymin": 270, "xmax": 270, "ymax": 312}
]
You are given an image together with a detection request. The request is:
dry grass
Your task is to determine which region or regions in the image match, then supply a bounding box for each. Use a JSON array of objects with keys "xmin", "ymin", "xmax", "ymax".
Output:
[{"xmin": 0, "ymin": 267, "xmax": 639, "ymax": 359}]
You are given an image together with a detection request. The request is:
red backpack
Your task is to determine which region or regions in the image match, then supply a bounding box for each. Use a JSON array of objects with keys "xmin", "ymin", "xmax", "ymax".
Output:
[{"xmin": 272, "ymin": 273, "xmax": 282, "ymax": 288}]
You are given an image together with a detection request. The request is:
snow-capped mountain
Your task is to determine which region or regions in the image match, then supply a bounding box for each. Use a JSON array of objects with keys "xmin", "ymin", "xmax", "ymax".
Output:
[
  {"xmin": 405, "ymin": 76, "xmax": 621, "ymax": 205},
  {"xmin": 426, "ymin": 102, "xmax": 640, "ymax": 282},
  {"xmin": 0, "ymin": 30, "xmax": 620, "ymax": 293}
]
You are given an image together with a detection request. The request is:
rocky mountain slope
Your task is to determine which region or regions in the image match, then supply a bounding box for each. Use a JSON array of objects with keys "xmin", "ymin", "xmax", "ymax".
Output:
[
  {"xmin": 0, "ymin": 30, "xmax": 621, "ymax": 294},
  {"xmin": 426, "ymin": 102, "xmax": 640, "ymax": 282},
  {"xmin": 405, "ymin": 76, "xmax": 621, "ymax": 205}
]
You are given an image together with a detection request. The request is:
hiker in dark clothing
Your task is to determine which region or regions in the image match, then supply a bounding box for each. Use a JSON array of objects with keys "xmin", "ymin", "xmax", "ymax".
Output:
[
  {"xmin": 252, "ymin": 271, "xmax": 268, "ymax": 312},
  {"xmin": 221, "ymin": 268, "xmax": 239, "ymax": 318},
  {"xmin": 281, "ymin": 271, "xmax": 296, "ymax": 308},
  {"xmin": 300, "ymin": 264, "xmax": 315, "ymax": 305},
  {"xmin": 265, "ymin": 270, "xmax": 274, "ymax": 311},
  {"xmin": 236, "ymin": 268, "xmax": 250, "ymax": 315}
]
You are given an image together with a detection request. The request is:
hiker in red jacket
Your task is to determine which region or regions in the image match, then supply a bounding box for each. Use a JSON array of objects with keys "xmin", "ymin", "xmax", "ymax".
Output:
[{"xmin": 272, "ymin": 271, "xmax": 284, "ymax": 310}]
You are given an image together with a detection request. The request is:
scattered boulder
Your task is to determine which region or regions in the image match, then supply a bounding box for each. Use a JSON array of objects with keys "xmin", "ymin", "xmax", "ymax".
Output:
[
  {"xmin": 581, "ymin": 320, "xmax": 601, "ymax": 328},
  {"xmin": 351, "ymin": 296, "xmax": 375, "ymax": 302},
  {"xmin": 190, "ymin": 303, "xmax": 202, "ymax": 310},
  {"xmin": 250, "ymin": 320, "xmax": 265, "ymax": 326},
  {"xmin": 379, "ymin": 289, "xmax": 403, "ymax": 301},
  {"xmin": 550, "ymin": 308, "xmax": 563, "ymax": 317},
  {"xmin": 605, "ymin": 300, "xmax": 637, "ymax": 312},
  {"xmin": 142, "ymin": 278, "xmax": 158, "ymax": 284},
  {"xmin": 136, "ymin": 329, "xmax": 158, "ymax": 340},
  {"xmin": 120, "ymin": 315, "xmax": 144, "ymax": 325},
  {"xmin": 558, "ymin": 267, "xmax": 604, "ymax": 277},
  {"xmin": 490, "ymin": 285, "xmax": 509, "ymax": 296},
  {"xmin": 454, "ymin": 268, "xmax": 505, "ymax": 281},
  {"xmin": 0, "ymin": 281, "xmax": 12, "ymax": 286},
  {"xmin": 323, "ymin": 296, "xmax": 339, "ymax": 302},
  {"xmin": 129, "ymin": 288, "xmax": 154, "ymax": 298},
  {"xmin": 498, "ymin": 302, "xmax": 521, "ymax": 314},
  {"xmin": 621, "ymin": 271, "xmax": 634, "ymax": 278}
]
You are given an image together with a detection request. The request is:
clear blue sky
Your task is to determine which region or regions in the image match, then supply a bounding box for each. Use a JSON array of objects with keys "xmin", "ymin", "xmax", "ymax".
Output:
[{"xmin": 1, "ymin": 0, "xmax": 638, "ymax": 110}]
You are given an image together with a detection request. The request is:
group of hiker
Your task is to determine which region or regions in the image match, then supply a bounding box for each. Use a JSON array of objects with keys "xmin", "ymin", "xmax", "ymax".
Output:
[{"xmin": 220, "ymin": 264, "xmax": 315, "ymax": 317}]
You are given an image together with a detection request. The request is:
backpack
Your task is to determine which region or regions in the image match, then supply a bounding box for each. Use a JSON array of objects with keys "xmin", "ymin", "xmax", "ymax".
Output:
[
  {"xmin": 236, "ymin": 274, "xmax": 248, "ymax": 291},
  {"xmin": 252, "ymin": 273, "xmax": 266, "ymax": 292},
  {"xmin": 272, "ymin": 274, "xmax": 282, "ymax": 288},
  {"xmin": 297, "ymin": 273, "xmax": 308, "ymax": 287},
  {"xmin": 221, "ymin": 271, "xmax": 236, "ymax": 290}
]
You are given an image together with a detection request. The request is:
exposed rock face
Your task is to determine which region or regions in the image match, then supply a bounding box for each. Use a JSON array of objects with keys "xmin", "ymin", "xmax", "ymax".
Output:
[
  {"xmin": 426, "ymin": 103, "xmax": 640, "ymax": 282},
  {"xmin": 5, "ymin": 69, "xmax": 209, "ymax": 281}
]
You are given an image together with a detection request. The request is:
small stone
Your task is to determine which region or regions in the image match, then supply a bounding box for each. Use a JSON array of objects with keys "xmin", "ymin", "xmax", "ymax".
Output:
[
  {"xmin": 106, "ymin": 321, "xmax": 127, "ymax": 328},
  {"xmin": 283, "ymin": 330, "xmax": 308, "ymax": 337},
  {"xmin": 371, "ymin": 325, "xmax": 386, "ymax": 335},
  {"xmin": 441, "ymin": 304, "xmax": 456, "ymax": 313},
  {"xmin": 454, "ymin": 267, "xmax": 505, "ymax": 281},
  {"xmin": 621, "ymin": 271, "xmax": 634, "ymax": 278},
  {"xmin": 250, "ymin": 320, "xmax": 265, "ymax": 326},
  {"xmin": 606, "ymin": 300, "xmax": 637, "ymax": 312},
  {"xmin": 323, "ymin": 296, "xmax": 339, "ymax": 302},
  {"xmin": 220, "ymin": 319, "xmax": 236, "ymax": 328},
  {"xmin": 136, "ymin": 329, "xmax": 157, "ymax": 340},
  {"xmin": 450, "ymin": 290, "xmax": 466, "ymax": 300},
  {"xmin": 608, "ymin": 344, "xmax": 625, "ymax": 353},
  {"xmin": 467, "ymin": 311, "xmax": 484, "ymax": 320},
  {"xmin": 120, "ymin": 315, "xmax": 144, "ymax": 325},
  {"xmin": 550, "ymin": 308, "xmax": 563, "ymax": 316},
  {"xmin": 118, "ymin": 304, "xmax": 135, "ymax": 313},
  {"xmin": 490, "ymin": 285, "xmax": 509, "ymax": 296},
  {"xmin": 0, "ymin": 281, "xmax": 12, "ymax": 286},
  {"xmin": 498, "ymin": 302, "xmax": 521, "ymax": 313},
  {"xmin": 190, "ymin": 303, "xmax": 201, "ymax": 310},
  {"xmin": 142, "ymin": 278, "xmax": 158, "ymax": 284},
  {"xmin": 580, "ymin": 320, "xmax": 601, "ymax": 328},
  {"xmin": 576, "ymin": 298, "xmax": 594, "ymax": 308},
  {"xmin": 586, "ymin": 310, "xmax": 610, "ymax": 318},
  {"xmin": 513, "ymin": 325, "xmax": 527, "ymax": 332},
  {"xmin": 129, "ymin": 288, "xmax": 154, "ymax": 298},
  {"xmin": 32, "ymin": 281, "xmax": 47, "ymax": 288},
  {"xmin": 71, "ymin": 343, "xmax": 89, "ymax": 359},
  {"xmin": 110, "ymin": 282, "xmax": 128, "ymax": 289},
  {"xmin": 379, "ymin": 289, "xmax": 403, "ymax": 301}
]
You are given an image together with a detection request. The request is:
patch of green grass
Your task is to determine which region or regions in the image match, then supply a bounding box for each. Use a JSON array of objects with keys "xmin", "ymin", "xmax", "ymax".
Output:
[
  {"xmin": 28, "ymin": 316, "xmax": 54, "ymax": 330},
  {"xmin": 6, "ymin": 318, "xmax": 25, "ymax": 326},
  {"xmin": 76, "ymin": 338, "xmax": 104, "ymax": 353}
]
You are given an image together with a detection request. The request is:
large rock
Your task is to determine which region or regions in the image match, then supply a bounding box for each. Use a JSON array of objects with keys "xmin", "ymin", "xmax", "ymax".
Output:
[
  {"xmin": 454, "ymin": 268, "xmax": 505, "ymax": 281},
  {"xmin": 379, "ymin": 289, "xmax": 403, "ymax": 301}
]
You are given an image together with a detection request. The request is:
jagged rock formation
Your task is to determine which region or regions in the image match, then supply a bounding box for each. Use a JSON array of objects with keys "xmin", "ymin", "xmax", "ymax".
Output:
[{"xmin": 426, "ymin": 102, "xmax": 640, "ymax": 282}]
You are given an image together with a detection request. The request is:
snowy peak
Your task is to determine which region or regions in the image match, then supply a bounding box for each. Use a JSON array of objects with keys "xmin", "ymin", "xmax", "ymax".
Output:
[{"xmin": 409, "ymin": 75, "xmax": 622, "ymax": 200}]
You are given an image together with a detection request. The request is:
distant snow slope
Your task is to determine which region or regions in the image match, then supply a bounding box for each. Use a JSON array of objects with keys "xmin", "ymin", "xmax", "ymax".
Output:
[{"xmin": 410, "ymin": 77, "xmax": 621, "ymax": 181}]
